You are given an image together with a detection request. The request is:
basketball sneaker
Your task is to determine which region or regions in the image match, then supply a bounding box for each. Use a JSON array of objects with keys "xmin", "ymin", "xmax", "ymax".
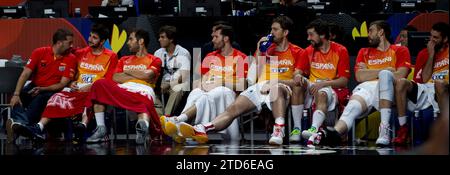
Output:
[
  {"xmin": 289, "ymin": 127, "xmax": 301, "ymax": 142},
  {"xmin": 179, "ymin": 123, "xmax": 208, "ymax": 144},
  {"xmin": 376, "ymin": 122, "xmax": 391, "ymax": 146},
  {"xmin": 302, "ymin": 126, "xmax": 318, "ymax": 140},
  {"xmin": 393, "ymin": 125, "xmax": 409, "ymax": 145},
  {"xmin": 86, "ymin": 125, "xmax": 109, "ymax": 143},
  {"xmin": 269, "ymin": 124, "xmax": 285, "ymax": 145}
]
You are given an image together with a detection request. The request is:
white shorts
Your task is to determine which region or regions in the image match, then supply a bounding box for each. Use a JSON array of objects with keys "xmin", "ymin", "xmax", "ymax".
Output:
[
  {"xmin": 183, "ymin": 86, "xmax": 237, "ymax": 118},
  {"xmin": 303, "ymin": 79, "xmax": 338, "ymax": 112},
  {"xmin": 183, "ymin": 86, "xmax": 239, "ymax": 139},
  {"xmin": 407, "ymin": 83, "xmax": 439, "ymax": 113},
  {"xmin": 351, "ymin": 81, "xmax": 380, "ymax": 114},
  {"xmin": 240, "ymin": 81, "xmax": 291, "ymax": 112}
]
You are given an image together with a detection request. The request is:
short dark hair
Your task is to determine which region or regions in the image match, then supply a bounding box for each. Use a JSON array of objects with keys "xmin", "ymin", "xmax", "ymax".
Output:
[
  {"xmin": 432, "ymin": 22, "xmax": 449, "ymax": 40},
  {"xmin": 306, "ymin": 19, "xmax": 330, "ymax": 40},
  {"xmin": 215, "ymin": 24, "xmax": 234, "ymax": 43},
  {"xmin": 370, "ymin": 20, "xmax": 391, "ymax": 39},
  {"xmin": 52, "ymin": 28, "xmax": 73, "ymax": 45},
  {"xmin": 272, "ymin": 16, "xmax": 294, "ymax": 31},
  {"xmin": 91, "ymin": 23, "xmax": 110, "ymax": 41},
  {"xmin": 159, "ymin": 25, "xmax": 177, "ymax": 44},
  {"xmin": 130, "ymin": 28, "xmax": 150, "ymax": 48},
  {"xmin": 213, "ymin": 20, "xmax": 230, "ymax": 27}
]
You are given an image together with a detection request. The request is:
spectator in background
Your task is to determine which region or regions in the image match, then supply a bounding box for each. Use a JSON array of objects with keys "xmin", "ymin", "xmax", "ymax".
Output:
[
  {"xmin": 154, "ymin": 25, "xmax": 191, "ymax": 116},
  {"xmin": 101, "ymin": 0, "xmax": 134, "ymax": 6},
  {"xmin": 395, "ymin": 25, "xmax": 417, "ymax": 47}
]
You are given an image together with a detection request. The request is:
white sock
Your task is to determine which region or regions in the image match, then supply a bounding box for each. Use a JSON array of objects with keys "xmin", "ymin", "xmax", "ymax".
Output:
[
  {"xmin": 95, "ymin": 112, "xmax": 105, "ymax": 126},
  {"xmin": 398, "ymin": 116, "xmax": 408, "ymax": 126},
  {"xmin": 203, "ymin": 122, "xmax": 215, "ymax": 132},
  {"xmin": 82, "ymin": 107, "xmax": 87, "ymax": 116},
  {"xmin": 380, "ymin": 108, "xmax": 391, "ymax": 125},
  {"xmin": 275, "ymin": 117, "xmax": 285, "ymax": 125},
  {"xmin": 311, "ymin": 110, "xmax": 326, "ymax": 129},
  {"xmin": 176, "ymin": 114, "xmax": 188, "ymax": 122},
  {"xmin": 291, "ymin": 105, "xmax": 303, "ymax": 129},
  {"xmin": 37, "ymin": 122, "xmax": 44, "ymax": 131}
]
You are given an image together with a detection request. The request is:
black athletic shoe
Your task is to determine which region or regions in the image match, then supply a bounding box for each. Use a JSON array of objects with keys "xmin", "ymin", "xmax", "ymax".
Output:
[{"xmin": 73, "ymin": 122, "xmax": 86, "ymax": 143}]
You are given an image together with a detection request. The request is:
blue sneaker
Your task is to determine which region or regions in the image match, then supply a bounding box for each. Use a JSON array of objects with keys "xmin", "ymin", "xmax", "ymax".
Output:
[{"xmin": 21, "ymin": 124, "xmax": 45, "ymax": 141}]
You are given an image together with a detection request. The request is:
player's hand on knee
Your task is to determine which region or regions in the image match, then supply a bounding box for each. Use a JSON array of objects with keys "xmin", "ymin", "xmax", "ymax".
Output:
[
  {"xmin": 310, "ymin": 82, "xmax": 325, "ymax": 95},
  {"xmin": 10, "ymin": 95, "xmax": 22, "ymax": 107}
]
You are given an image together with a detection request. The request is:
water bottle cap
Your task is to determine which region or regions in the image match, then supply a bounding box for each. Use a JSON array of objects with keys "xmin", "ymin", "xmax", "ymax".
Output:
[{"xmin": 267, "ymin": 34, "xmax": 274, "ymax": 42}]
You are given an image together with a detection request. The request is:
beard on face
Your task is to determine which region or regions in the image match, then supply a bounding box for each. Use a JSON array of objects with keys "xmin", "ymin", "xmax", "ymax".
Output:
[
  {"xmin": 61, "ymin": 46, "xmax": 72, "ymax": 55},
  {"xmin": 213, "ymin": 39, "xmax": 224, "ymax": 50},
  {"xmin": 311, "ymin": 39, "xmax": 323, "ymax": 49},
  {"xmin": 368, "ymin": 36, "xmax": 380, "ymax": 48},
  {"xmin": 89, "ymin": 41, "xmax": 101, "ymax": 49},
  {"xmin": 128, "ymin": 44, "xmax": 139, "ymax": 53},
  {"xmin": 273, "ymin": 36, "xmax": 282, "ymax": 44},
  {"xmin": 434, "ymin": 41, "xmax": 446, "ymax": 52}
]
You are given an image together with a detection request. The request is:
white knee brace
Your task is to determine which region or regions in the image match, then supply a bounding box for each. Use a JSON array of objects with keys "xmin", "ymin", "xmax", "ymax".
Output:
[{"xmin": 339, "ymin": 100, "xmax": 363, "ymax": 132}]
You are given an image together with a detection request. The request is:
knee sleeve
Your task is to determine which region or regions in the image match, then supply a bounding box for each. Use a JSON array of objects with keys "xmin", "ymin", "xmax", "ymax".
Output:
[
  {"xmin": 339, "ymin": 100, "xmax": 363, "ymax": 132},
  {"xmin": 378, "ymin": 70, "xmax": 394, "ymax": 101}
]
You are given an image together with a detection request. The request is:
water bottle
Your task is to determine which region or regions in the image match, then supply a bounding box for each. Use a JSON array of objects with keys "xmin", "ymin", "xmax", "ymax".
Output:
[
  {"xmin": 259, "ymin": 34, "xmax": 274, "ymax": 53},
  {"xmin": 302, "ymin": 109, "xmax": 310, "ymax": 132}
]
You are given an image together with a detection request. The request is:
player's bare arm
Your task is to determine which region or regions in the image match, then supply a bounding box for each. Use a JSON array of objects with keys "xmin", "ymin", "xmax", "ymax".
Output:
[{"xmin": 112, "ymin": 72, "xmax": 136, "ymax": 83}]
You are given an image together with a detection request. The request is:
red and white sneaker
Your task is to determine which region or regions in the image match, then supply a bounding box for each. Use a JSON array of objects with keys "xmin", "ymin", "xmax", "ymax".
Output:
[
  {"xmin": 393, "ymin": 125, "xmax": 410, "ymax": 145},
  {"xmin": 306, "ymin": 132, "xmax": 323, "ymax": 148},
  {"xmin": 269, "ymin": 124, "xmax": 285, "ymax": 145},
  {"xmin": 179, "ymin": 123, "xmax": 209, "ymax": 144}
]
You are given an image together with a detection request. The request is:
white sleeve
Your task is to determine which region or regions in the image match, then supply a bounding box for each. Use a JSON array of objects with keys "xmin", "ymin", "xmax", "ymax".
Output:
[
  {"xmin": 183, "ymin": 49, "xmax": 192, "ymax": 61},
  {"xmin": 177, "ymin": 55, "xmax": 190, "ymax": 71}
]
